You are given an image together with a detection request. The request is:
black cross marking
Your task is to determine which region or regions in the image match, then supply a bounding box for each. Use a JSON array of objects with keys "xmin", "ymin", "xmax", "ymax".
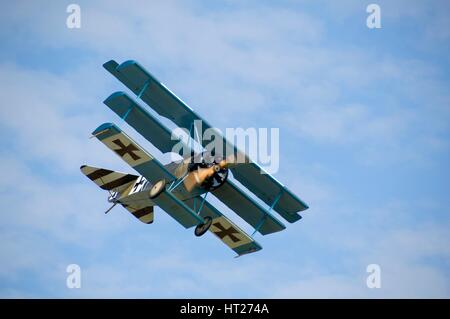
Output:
[
  {"xmin": 212, "ymin": 222, "xmax": 240, "ymax": 243},
  {"xmin": 112, "ymin": 139, "xmax": 141, "ymax": 161}
]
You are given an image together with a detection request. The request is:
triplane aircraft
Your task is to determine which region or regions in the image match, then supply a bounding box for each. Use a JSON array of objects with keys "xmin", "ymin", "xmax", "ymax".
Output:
[{"xmin": 81, "ymin": 60, "xmax": 308, "ymax": 256}]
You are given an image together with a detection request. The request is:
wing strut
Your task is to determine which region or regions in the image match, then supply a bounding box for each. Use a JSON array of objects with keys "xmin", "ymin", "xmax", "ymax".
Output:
[
  {"xmin": 137, "ymin": 80, "xmax": 150, "ymax": 99},
  {"xmin": 167, "ymin": 172, "xmax": 189, "ymax": 192},
  {"xmin": 196, "ymin": 191, "xmax": 208, "ymax": 215},
  {"xmin": 122, "ymin": 80, "xmax": 150, "ymax": 122},
  {"xmin": 121, "ymin": 104, "xmax": 134, "ymax": 121},
  {"xmin": 251, "ymin": 190, "xmax": 283, "ymax": 236}
]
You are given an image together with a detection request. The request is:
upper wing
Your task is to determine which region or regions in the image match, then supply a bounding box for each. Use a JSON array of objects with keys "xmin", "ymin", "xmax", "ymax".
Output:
[
  {"xmin": 230, "ymin": 163, "xmax": 307, "ymax": 223},
  {"xmin": 103, "ymin": 60, "xmax": 210, "ymax": 131},
  {"xmin": 184, "ymin": 197, "xmax": 262, "ymax": 256},
  {"xmin": 104, "ymin": 59, "xmax": 308, "ymax": 223}
]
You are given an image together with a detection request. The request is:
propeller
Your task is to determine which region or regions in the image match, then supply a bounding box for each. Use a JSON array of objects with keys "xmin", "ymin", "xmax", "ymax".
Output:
[
  {"xmin": 184, "ymin": 164, "xmax": 219, "ymax": 192},
  {"xmin": 183, "ymin": 155, "xmax": 235, "ymax": 192}
]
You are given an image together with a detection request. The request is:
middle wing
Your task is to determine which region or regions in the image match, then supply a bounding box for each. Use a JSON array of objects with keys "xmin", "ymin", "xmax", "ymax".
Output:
[
  {"xmin": 212, "ymin": 180, "xmax": 286, "ymax": 235},
  {"xmin": 103, "ymin": 91, "xmax": 189, "ymax": 154}
]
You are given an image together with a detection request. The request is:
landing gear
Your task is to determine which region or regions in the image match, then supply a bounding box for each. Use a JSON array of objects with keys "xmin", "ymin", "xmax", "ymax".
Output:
[
  {"xmin": 149, "ymin": 179, "xmax": 166, "ymax": 199},
  {"xmin": 194, "ymin": 216, "xmax": 212, "ymax": 237}
]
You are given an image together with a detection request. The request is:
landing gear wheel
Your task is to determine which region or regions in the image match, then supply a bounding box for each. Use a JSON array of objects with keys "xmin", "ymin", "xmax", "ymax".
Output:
[
  {"xmin": 195, "ymin": 216, "xmax": 213, "ymax": 237},
  {"xmin": 149, "ymin": 179, "xmax": 166, "ymax": 199}
]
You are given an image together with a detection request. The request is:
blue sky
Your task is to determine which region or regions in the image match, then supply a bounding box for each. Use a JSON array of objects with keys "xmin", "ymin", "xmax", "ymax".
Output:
[{"xmin": 0, "ymin": 0, "xmax": 449, "ymax": 298}]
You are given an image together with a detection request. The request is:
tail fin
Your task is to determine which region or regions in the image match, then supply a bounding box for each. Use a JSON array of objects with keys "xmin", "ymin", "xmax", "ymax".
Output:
[
  {"xmin": 80, "ymin": 165, "xmax": 154, "ymax": 224},
  {"xmin": 80, "ymin": 165, "xmax": 138, "ymax": 193},
  {"xmin": 121, "ymin": 204, "xmax": 154, "ymax": 224}
]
